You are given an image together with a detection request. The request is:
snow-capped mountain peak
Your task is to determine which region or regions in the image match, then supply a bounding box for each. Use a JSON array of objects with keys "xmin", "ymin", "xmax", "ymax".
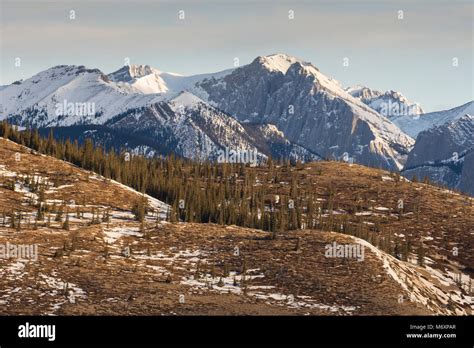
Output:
[
  {"xmin": 108, "ymin": 64, "xmax": 153, "ymax": 83},
  {"xmin": 251, "ymin": 54, "xmax": 353, "ymax": 103},
  {"xmin": 0, "ymin": 65, "xmax": 112, "ymax": 120},
  {"xmin": 346, "ymin": 85, "xmax": 424, "ymax": 120},
  {"xmin": 194, "ymin": 55, "xmax": 414, "ymax": 170},
  {"xmin": 254, "ymin": 53, "xmax": 311, "ymax": 74},
  {"xmin": 5, "ymin": 54, "xmax": 472, "ymax": 175},
  {"xmin": 108, "ymin": 64, "xmax": 174, "ymax": 94},
  {"xmin": 169, "ymin": 91, "xmax": 205, "ymax": 112},
  {"xmin": 108, "ymin": 64, "xmax": 232, "ymax": 96}
]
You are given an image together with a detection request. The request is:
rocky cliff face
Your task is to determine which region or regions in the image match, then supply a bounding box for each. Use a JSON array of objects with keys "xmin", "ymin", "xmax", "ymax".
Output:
[
  {"xmin": 101, "ymin": 92, "xmax": 319, "ymax": 162},
  {"xmin": 346, "ymin": 85, "xmax": 424, "ymax": 120},
  {"xmin": 194, "ymin": 54, "xmax": 414, "ymax": 170},
  {"xmin": 402, "ymin": 115, "xmax": 474, "ymax": 195},
  {"xmin": 394, "ymin": 101, "xmax": 474, "ymax": 139},
  {"xmin": 405, "ymin": 115, "xmax": 474, "ymax": 168},
  {"xmin": 459, "ymin": 151, "xmax": 474, "ymax": 195}
]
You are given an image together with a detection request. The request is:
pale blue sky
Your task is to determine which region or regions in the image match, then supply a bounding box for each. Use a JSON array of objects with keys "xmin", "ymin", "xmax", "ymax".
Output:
[{"xmin": 0, "ymin": 0, "xmax": 472, "ymax": 111}]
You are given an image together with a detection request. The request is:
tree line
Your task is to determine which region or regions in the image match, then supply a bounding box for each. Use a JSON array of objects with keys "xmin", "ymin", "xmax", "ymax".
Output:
[{"xmin": 0, "ymin": 121, "xmax": 431, "ymax": 263}]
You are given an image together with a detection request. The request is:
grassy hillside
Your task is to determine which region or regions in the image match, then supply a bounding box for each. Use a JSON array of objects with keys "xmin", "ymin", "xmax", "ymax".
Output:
[{"xmin": 0, "ymin": 137, "xmax": 472, "ymax": 315}]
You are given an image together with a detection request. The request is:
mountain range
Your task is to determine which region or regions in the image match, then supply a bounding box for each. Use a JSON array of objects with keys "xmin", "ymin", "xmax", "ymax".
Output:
[{"xmin": 1, "ymin": 53, "xmax": 472, "ymax": 194}]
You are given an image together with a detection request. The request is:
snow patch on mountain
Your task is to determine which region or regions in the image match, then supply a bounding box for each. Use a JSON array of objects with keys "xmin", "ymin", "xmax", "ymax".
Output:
[
  {"xmin": 169, "ymin": 91, "xmax": 205, "ymax": 111},
  {"xmin": 257, "ymin": 53, "xmax": 309, "ymax": 73}
]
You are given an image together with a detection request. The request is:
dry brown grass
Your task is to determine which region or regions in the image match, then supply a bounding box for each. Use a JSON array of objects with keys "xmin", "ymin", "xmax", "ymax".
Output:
[{"xmin": 0, "ymin": 137, "xmax": 471, "ymax": 315}]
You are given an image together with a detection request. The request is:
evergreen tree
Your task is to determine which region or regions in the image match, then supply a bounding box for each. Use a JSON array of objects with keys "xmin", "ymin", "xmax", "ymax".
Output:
[
  {"xmin": 417, "ymin": 243, "xmax": 425, "ymax": 266},
  {"xmin": 62, "ymin": 210, "xmax": 70, "ymax": 230}
]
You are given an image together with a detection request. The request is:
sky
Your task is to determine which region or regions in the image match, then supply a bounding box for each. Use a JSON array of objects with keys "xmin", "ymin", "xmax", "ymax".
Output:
[{"xmin": 0, "ymin": 0, "xmax": 472, "ymax": 112}]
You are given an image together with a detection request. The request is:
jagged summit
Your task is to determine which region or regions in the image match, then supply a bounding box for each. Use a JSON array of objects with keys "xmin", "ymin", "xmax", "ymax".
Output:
[
  {"xmin": 1, "ymin": 54, "xmax": 469, "ymax": 176},
  {"xmin": 107, "ymin": 64, "xmax": 232, "ymax": 95},
  {"xmin": 108, "ymin": 64, "xmax": 154, "ymax": 83},
  {"xmin": 108, "ymin": 64, "xmax": 184, "ymax": 84},
  {"xmin": 253, "ymin": 53, "xmax": 314, "ymax": 74},
  {"xmin": 346, "ymin": 85, "xmax": 424, "ymax": 120},
  {"xmin": 195, "ymin": 54, "xmax": 414, "ymax": 170}
]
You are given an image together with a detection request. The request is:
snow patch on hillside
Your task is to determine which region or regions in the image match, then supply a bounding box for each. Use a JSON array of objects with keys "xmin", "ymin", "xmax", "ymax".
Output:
[
  {"xmin": 170, "ymin": 91, "xmax": 204, "ymax": 111},
  {"xmin": 353, "ymin": 236, "xmax": 472, "ymax": 315}
]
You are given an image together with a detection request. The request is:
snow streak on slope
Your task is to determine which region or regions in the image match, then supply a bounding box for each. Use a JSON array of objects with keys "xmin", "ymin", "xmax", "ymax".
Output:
[
  {"xmin": 169, "ymin": 91, "xmax": 205, "ymax": 111},
  {"xmin": 353, "ymin": 236, "xmax": 472, "ymax": 315},
  {"xmin": 89, "ymin": 173, "xmax": 169, "ymax": 217},
  {"xmin": 1, "ymin": 138, "xmax": 169, "ymax": 218}
]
